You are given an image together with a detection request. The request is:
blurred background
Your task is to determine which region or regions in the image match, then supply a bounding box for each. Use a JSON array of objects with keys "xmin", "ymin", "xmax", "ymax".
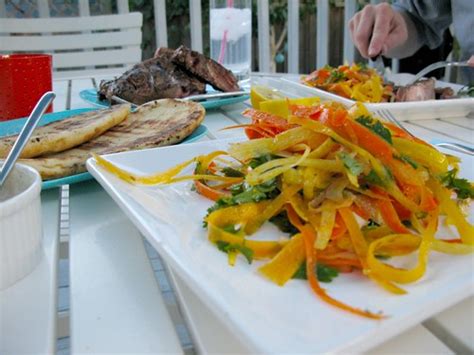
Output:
[{"xmin": 3, "ymin": 0, "xmax": 456, "ymax": 79}]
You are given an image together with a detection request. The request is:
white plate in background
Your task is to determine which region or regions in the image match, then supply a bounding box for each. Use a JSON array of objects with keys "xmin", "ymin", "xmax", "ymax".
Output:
[
  {"xmin": 87, "ymin": 139, "xmax": 474, "ymax": 354},
  {"xmin": 282, "ymin": 73, "xmax": 474, "ymax": 120}
]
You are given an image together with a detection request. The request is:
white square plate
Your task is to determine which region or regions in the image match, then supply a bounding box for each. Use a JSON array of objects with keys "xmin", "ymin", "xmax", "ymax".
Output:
[
  {"xmin": 282, "ymin": 73, "xmax": 474, "ymax": 120},
  {"xmin": 87, "ymin": 139, "xmax": 473, "ymax": 353}
]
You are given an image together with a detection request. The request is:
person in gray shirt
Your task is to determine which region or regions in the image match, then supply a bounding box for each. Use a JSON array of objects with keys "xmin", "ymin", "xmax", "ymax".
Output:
[{"xmin": 349, "ymin": 1, "xmax": 473, "ymax": 82}]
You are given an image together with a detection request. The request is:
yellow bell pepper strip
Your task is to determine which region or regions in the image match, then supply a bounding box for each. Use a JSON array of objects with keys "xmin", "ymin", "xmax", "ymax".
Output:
[
  {"xmin": 228, "ymin": 127, "xmax": 317, "ymax": 161},
  {"xmin": 302, "ymin": 166, "xmax": 317, "ymax": 200},
  {"xmin": 428, "ymin": 179, "xmax": 474, "ymax": 245},
  {"xmin": 315, "ymin": 207, "xmax": 337, "ymax": 250},
  {"xmin": 93, "ymin": 153, "xmax": 195, "ymax": 185},
  {"xmin": 206, "ymin": 202, "xmax": 287, "ymax": 259},
  {"xmin": 339, "ymin": 207, "xmax": 406, "ymax": 295},
  {"xmin": 308, "ymin": 137, "xmax": 336, "ymax": 159},
  {"xmin": 259, "ymin": 233, "xmax": 306, "ymax": 286},
  {"xmin": 287, "ymin": 205, "xmax": 386, "ymax": 319},
  {"xmin": 246, "ymin": 145, "xmax": 310, "ymax": 185},
  {"xmin": 259, "ymin": 96, "xmax": 321, "ymax": 118},
  {"xmin": 392, "ymin": 137, "xmax": 449, "ymax": 174},
  {"xmin": 93, "ymin": 150, "xmax": 237, "ymax": 186},
  {"xmin": 367, "ymin": 211, "xmax": 437, "ymax": 284},
  {"xmin": 431, "ymin": 240, "xmax": 474, "ymax": 255}
]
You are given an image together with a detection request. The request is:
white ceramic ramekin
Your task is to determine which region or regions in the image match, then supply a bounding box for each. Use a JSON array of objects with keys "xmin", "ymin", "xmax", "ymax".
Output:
[{"xmin": 0, "ymin": 163, "xmax": 43, "ymax": 290}]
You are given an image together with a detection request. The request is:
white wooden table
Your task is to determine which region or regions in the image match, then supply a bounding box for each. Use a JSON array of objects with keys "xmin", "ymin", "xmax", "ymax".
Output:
[{"xmin": 1, "ymin": 73, "xmax": 473, "ymax": 355}]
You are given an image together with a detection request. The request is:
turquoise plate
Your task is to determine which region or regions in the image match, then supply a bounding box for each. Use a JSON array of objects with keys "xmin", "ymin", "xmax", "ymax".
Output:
[
  {"xmin": 79, "ymin": 88, "xmax": 249, "ymax": 110},
  {"xmin": 0, "ymin": 108, "xmax": 208, "ymax": 190}
]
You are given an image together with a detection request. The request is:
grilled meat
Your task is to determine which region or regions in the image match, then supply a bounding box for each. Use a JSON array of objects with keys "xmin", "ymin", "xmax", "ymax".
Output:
[
  {"xmin": 435, "ymin": 86, "xmax": 455, "ymax": 100},
  {"xmin": 98, "ymin": 50, "xmax": 206, "ymax": 105},
  {"xmin": 395, "ymin": 78, "xmax": 436, "ymax": 102},
  {"xmin": 172, "ymin": 45, "xmax": 240, "ymax": 92}
]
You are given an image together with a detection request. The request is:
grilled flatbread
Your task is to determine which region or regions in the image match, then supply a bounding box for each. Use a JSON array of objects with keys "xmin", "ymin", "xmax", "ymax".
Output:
[
  {"xmin": 21, "ymin": 99, "xmax": 205, "ymax": 180},
  {"xmin": 0, "ymin": 104, "xmax": 130, "ymax": 159}
]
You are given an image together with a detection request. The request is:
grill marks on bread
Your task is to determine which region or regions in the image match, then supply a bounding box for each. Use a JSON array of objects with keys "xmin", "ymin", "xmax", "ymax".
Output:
[
  {"xmin": 21, "ymin": 99, "xmax": 205, "ymax": 180},
  {"xmin": 0, "ymin": 105, "xmax": 130, "ymax": 158}
]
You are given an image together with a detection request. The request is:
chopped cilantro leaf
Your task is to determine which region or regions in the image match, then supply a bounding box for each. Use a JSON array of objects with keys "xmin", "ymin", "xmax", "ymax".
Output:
[
  {"xmin": 221, "ymin": 167, "xmax": 245, "ymax": 177},
  {"xmin": 317, "ymin": 263, "xmax": 340, "ymax": 283},
  {"xmin": 292, "ymin": 263, "xmax": 307, "ymax": 279},
  {"xmin": 338, "ymin": 152, "xmax": 364, "ymax": 176},
  {"xmin": 362, "ymin": 169, "xmax": 385, "ymax": 187},
  {"xmin": 440, "ymin": 169, "xmax": 474, "ymax": 200},
  {"xmin": 356, "ymin": 115, "xmax": 393, "ymax": 144},
  {"xmin": 215, "ymin": 241, "xmax": 254, "ymax": 264},
  {"xmin": 292, "ymin": 262, "xmax": 339, "ymax": 283},
  {"xmin": 221, "ymin": 225, "xmax": 240, "ymax": 234},
  {"xmin": 269, "ymin": 211, "xmax": 299, "ymax": 235},
  {"xmin": 398, "ymin": 155, "xmax": 418, "ymax": 169},
  {"xmin": 326, "ymin": 70, "xmax": 346, "ymax": 84},
  {"xmin": 203, "ymin": 179, "xmax": 280, "ymax": 227},
  {"xmin": 248, "ymin": 154, "xmax": 275, "ymax": 169}
]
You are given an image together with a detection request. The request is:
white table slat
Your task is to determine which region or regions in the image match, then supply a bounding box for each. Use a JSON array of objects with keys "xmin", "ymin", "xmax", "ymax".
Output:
[
  {"xmin": 439, "ymin": 116, "xmax": 474, "ymax": 129},
  {"xmin": 414, "ymin": 119, "xmax": 474, "ymax": 144},
  {"xmin": 168, "ymin": 270, "xmax": 251, "ymax": 354},
  {"xmin": 0, "ymin": 188, "xmax": 59, "ymax": 355},
  {"xmin": 169, "ymin": 268, "xmax": 455, "ymax": 355},
  {"xmin": 70, "ymin": 79, "xmax": 95, "ymax": 110},
  {"xmin": 367, "ymin": 324, "xmax": 454, "ymax": 354},
  {"xmin": 203, "ymin": 110, "xmax": 247, "ymax": 140},
  {"xmin": 427, "ymin": 296, "xmax": 474, "ymax": 352},
  {"xmin": 403, "ymin": 121, "xmax": 469, "ymax": 144},
  {"xmin": 52, "ymin": 80, "xmax": 69, "ymax": 112},
  {"xmin": 69, "ymin": 182, "xmax": 182, "ymax": 354}
]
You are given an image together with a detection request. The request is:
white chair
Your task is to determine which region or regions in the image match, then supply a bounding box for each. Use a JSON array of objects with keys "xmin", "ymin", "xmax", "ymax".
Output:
[{"xmin": 0, "ymin": 12, "xmax": 143, "ymax": 79}]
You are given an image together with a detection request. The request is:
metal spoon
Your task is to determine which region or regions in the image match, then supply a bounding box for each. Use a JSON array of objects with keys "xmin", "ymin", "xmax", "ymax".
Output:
[{"xmin": 0, "ymin": 91, "xmax": 56, "ymax": 186}]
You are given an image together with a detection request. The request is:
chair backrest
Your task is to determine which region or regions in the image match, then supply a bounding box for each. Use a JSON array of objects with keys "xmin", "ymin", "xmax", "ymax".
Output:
[{"xmin": 0, "ymin": 12, "xmax": 143, "ymax": 79}]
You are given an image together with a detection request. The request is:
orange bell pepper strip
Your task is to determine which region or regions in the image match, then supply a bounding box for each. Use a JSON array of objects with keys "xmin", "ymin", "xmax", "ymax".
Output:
[
  {"xmin": 194, "ymin": 180, "xmax": 230, "ymax": 201},
  {"xmin": 377, "ymin": 198, "xmax": 409, "ymax": 234},
  {"xmin": 344, "ymin": 120, "xmax": 394, "ymax": 162}
]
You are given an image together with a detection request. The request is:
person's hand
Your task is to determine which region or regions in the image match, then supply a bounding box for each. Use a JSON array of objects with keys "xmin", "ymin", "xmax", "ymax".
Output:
[
  {"xmin": 468, "ymin": 55, "xmax": 474, "ymax": 66},
  {"xmin": 349, "ymin": 3, "xmax": 408, "ymax": 58}
]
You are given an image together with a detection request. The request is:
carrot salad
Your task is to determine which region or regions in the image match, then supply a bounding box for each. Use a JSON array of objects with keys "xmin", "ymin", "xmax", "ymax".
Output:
[
  {"xmin": 94, "ymin": 98, "xmax": 473, "ymax": 320},
  {"xmin": 302, "ymin": 63, "xmax": 394, "ymax": 103}
]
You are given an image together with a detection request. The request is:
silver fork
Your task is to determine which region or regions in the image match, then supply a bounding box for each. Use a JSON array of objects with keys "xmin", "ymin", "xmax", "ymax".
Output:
[
  {"xmin": 374, "ymin": 109, "xmax": 474, "ymax": 156},
  {"xmin": 407, "ymin": 60, "xmax": 469, "ymax": 85}
]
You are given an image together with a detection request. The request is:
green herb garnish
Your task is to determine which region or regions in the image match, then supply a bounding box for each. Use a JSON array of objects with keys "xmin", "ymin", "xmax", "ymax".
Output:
[
  {"xmin": 362, "ymin": 169, "xmax": 385, "ymax": 187},
  {"xmin": 356, "ymin": 115, "xmax": 393, "ymax": 144},
  {"xmin": 292, "ymin": 262, "xmax": 339, "ymax": 283},
  {"xmin": 215, "ymin": 241, "xmax": 254, "ymax": 264},
  {"xmin": 440, "ymin": 168, "xmax": 474, "ymax": 200},
  {"xmin": 338, "ymin": 152, "xmax": 364, "ymax": 176},
  {"xmin": 269, "ymin": 210, "xmax": 299, "ymax": 235}
]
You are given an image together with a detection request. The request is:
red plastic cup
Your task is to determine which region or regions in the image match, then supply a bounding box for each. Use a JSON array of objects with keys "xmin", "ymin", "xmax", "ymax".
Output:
[{"xmin": 0, "ymin": 54, "xmax": 53, "ymax": 121}]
